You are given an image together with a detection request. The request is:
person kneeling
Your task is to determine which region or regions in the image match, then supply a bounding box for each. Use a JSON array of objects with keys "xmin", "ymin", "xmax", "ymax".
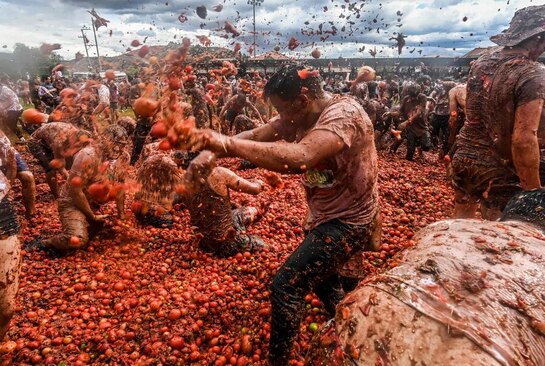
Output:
[
  {"xmin": 132, "ymin": 149, "xmax": 186, "ymax": 228},
  {"xmin": 180, "ymin": 151, "xmax": 266, "ymax": 257},
  {"xmin": 41, "ymin": 126, "xmax": 129, "ymax": 252}
]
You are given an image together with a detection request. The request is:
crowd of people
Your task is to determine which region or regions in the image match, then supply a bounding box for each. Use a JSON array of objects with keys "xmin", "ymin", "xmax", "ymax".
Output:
[{"xmin": 0, "ymin": 4, "xmax": 545, "ymax": 365}]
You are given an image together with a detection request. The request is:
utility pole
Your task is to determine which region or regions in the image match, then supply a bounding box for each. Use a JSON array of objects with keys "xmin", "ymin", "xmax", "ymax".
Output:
[
  {"xmin": 91, "ymin": 17, "xmax": 102, "ymax": 72},
  {"xmin": 248, "ymin": 0, "xmax": 264, "ymax": 58},
  {"xmin": 79, "ymin": 24, "xmax": 101, "ymax": 72},
  {"xmin": 78, "ymin": 26, "xmax": 92, "ymax": 71}
]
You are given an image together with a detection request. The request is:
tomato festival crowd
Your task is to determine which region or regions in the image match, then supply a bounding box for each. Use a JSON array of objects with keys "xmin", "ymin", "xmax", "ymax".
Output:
[{"xmin": 0, "ymin": 4, "xmax": 545, "ymax": 365}]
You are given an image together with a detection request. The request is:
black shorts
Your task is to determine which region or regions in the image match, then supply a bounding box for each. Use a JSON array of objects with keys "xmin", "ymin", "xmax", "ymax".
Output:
[
  {"xmin": 0, "ymin": 196, "xmax": 19, "ymax": 238},
  {"xmin": 15, "ymin": 153, "xmax": 29, "ymax": 172},
  {"xmin": 135, "ymin": 209, "xmax": 173, "ymax": 228},
  {"xmin": 225, "ymin": 109, "xmax": 238, "ymax": 123}
]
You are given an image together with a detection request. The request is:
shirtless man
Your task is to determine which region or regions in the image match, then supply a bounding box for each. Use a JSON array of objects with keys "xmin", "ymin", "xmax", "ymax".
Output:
[
  {"xmin": 18, "ymin": 79, "xmax": 31, "ymax": 105},
  {"xmin": 219, "ymin": 93, "xmax": 264, "ymax": 135},
  {"xmin": 389, "ymin": 82, "xmax": 430, "ymax": 160},
  {"xmin": 447, "ymin": 82, "xmax": 467, "ymax": 147},
  {"xmin": 180, "ymin": 151, "xmax": 265, "ymax": 257},
  {"xmin": 451, "ymin": 5, "xmax": 545, "ymax": 219},
  {"xmin": 28, "ymin": 122, "xmax": 92, "ymax": 198},
  {"xmin": 0, "ymin": 140, "xmax": 21, "ymax": 337},
  {"xmin": 41, "ymin": 125, "xmax": 128, "ymax": 252}
]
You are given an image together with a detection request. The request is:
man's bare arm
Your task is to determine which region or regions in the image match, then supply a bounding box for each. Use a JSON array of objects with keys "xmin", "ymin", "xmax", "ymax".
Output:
[
  {"xmin": 189, "ymin": 128, "xmax": 345, "ymax": 174},
  {"xmin": 448, "ymin": 89, "xmax": 460, "ymax": 145},
  {"xmin": 247, "ymin": 102, "xmax": 264, "ymax": 125},
  {"xmin": 235, "ymin": 123, "xmax": 281, "ymax": 142},
  {"xmin": 512, "ymin": 99, "xmax": 543, "ymax": 190},
  {"xmin": 4, "ymin": 148, "xmax": 17, "ymax": 181},
  {"xmin": 115, "ymin": 189, "xmax": 125, "ymax": 220},
  {"xmin": 211, "ymin": 167, "xmax": 264, "ymax": 195},
  {"xmin": 219, "ymin": 97, "xmax": 234, "ymax": 120}
]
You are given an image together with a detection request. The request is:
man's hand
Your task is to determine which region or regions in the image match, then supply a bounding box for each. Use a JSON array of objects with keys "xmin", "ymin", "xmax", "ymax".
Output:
[
  {"xmin": 187, "ymin": 129, "xmax": 231, "ymax": 153},
  {"xmin": 92, "ymin": 214, "xmax": 109, "ymax": 223},
  {"xmin": 255, "ymin": 179, "xmax": 266, "ymax": 193}
]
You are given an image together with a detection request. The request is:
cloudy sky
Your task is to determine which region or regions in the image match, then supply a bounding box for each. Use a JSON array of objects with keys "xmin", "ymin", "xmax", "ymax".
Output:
[{"xmin": 0, "ymin": 0, "xmax": 542, "ymax": 60}]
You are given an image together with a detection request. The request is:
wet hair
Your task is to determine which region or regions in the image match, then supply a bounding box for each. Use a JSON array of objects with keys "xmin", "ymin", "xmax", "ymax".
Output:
[
  {"xmin": 235, "ymin": 93, "xmax": 247, "ymax": 104},
  {"xmin": 501, "ymin": 189, "xmax": 545, "ymax": 231},
  {"xmin": 102, "ymin": 125, "xmax": 129, "ymax": 144},
  {"xmin": 117, "ymin": 116, "xmax": 137, "ymax": 136},
  {"xmin": 442, "ymin": 81, "xmax": 457, "ymax": 92},
  {"xmin": 417, "ymin": 75, "xmax": 431, "ymax": 84},
  {"xmin": 264, "ymin": 64, "xmax": 323, "ymax": 101},
  {"xmin": 403, "ymin": 82, "xmax": 421, "ymax": 98}
]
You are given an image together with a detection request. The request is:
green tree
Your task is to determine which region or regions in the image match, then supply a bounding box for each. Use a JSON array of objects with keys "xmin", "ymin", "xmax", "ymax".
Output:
[{"xmin": 12, "ymin": 43, "xmax": 64, "ymax": 79}]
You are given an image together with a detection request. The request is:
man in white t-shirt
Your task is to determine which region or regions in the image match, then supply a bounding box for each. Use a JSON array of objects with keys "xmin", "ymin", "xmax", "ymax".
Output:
[{"xmin": 93, "ymin": 80, "xmax": 111, "ymax": 120}]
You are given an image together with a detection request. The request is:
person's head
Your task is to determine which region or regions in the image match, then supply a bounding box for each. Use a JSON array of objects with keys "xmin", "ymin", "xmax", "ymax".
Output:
[
  {"xmin": 100, "ymin": 125, "xmax": 129, "ymax": 160},
  {"xmin": 171, "ymin": 150, "xmax": 191, "ymax": 169},
  {"xmin": 501, "ymin": 189, "xmax": 545, "ymax": 232},
  {"xmin": 235, "ymin": 93, "xmax": 247, "ymax": 104},
  {"xmin": 264, "ymin": 64, "xmax": 324, "ymax": 125},
  {"xmin": 403, "ymin": 82, "xmax": 421, "ymax": 99},
  {"xmin": 442, "ymin": 81, "xmax": 456, "ymax": 93},
  {"xmin": 117, "ymin": 116, "xmax": 136, "ymax": 137},
  {"xmin": 417, "ymin": 75, "xmax": 431, "ymax": 86},
  {"xmin": 60, "ymin": 88, "xmax": 78, "ymax": 106},
  {"xmin": 356, "ymin": 66, "xmax": 376, "ymax": 82},
  {"xmin": 0, "ymin": 73, "xmax": 9, "ymax": 85},
  {"xmin": 491, "ymin": 5, "xmax": 545, "ymax": 60}
]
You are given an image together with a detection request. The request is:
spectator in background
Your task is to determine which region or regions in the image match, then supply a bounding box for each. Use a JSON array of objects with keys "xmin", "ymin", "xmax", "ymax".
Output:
[{"xmin": 107, "ymin": 79, "xmax": 119, "ymax": 124}]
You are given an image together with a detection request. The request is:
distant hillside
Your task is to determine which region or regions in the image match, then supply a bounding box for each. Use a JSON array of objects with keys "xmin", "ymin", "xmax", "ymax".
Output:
[{"xmin": 64, "ymin": 43, "xmax": 236, "ymax": 75}]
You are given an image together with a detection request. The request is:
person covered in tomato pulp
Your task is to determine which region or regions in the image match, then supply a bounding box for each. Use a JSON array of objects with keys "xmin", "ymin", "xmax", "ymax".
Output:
[
  {"xmin": 451, "ymin": 4, "xmax": 545, "ymax": 220},
  {"xmin": 185, "ymin": 64, "xmax": 381, "ymax": 365},
  {"xmin": 178, "ymin": 150, "xmax": 266, "ymax": 257},
  {"xmin": 0, "ymin": 135, "xmax": 21, "ymax": 338}
]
